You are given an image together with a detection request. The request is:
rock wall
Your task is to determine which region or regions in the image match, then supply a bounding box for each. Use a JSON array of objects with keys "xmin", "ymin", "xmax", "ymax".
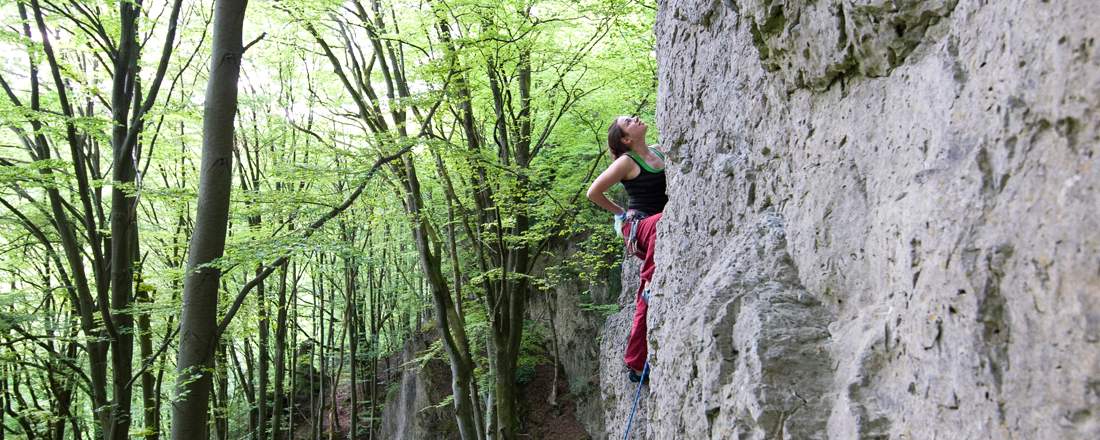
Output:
[
  {"xmin": 378, "ymin": 331, "xmax": 457, "ymax": 440},
  {"xmin": 380, "ymin": 258, "xmax": 616, "ymax": 439},
  {"xmin": 527, "ymin": 259, "xmax": 619, "ymax": 438},
  {"xmin": 639, "ymin": 0, "xmax": 1099, "ymax": 438}
]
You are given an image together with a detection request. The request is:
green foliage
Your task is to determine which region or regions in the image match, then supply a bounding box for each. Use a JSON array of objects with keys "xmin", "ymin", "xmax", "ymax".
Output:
[
  {"xmin": 386, "ymin": 380, "xmax": 401, "ymax": 403},
  {"xmin": 411, "ymin": 338, "xmax": 445, "ymax": 368},
  {"xmin": 579, "ymin": 297, "xmax": 621, "ymax": 318},
  {"xmin": 0, "ymin": 0, "xmax": 656, "ymax": 433},
  {"xmin": 423, "ymin": 394, "xmax": 455, "ymax": 413},
  {"xmin": 516, "ymin": 320, "xmax": 551, "ymax": 385}
]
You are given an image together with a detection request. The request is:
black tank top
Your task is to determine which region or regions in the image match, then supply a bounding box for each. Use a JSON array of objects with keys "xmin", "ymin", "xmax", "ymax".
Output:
[{"xmin": 621, "ymin": 149, "xmax": 667, "ymax": 215}]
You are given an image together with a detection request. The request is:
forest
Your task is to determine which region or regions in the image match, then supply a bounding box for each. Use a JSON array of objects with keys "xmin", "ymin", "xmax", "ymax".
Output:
[{"xmin": 0, "ymin": 0, "xmax": 656, "ymax": 438}]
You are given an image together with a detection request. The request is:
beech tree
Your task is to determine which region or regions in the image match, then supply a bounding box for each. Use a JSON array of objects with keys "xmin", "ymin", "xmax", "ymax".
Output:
[
  {"xmin": 171, "ymin": 0, "xmax": 249, "ymax": 437},
  {"xmin": 0, "ymin": 0, "xmax": 192, "ymax": 437},
  {"xmin": 0, "ymin": 0, "xmax": 655, "ymax": 438}
]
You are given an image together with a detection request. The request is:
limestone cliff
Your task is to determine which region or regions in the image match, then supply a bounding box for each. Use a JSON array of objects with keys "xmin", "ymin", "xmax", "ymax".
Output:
[
  {"xmin": 609, "ymin": 0, "xmax": 1100, "ymax": 438},
  {"xmin": 379, "ymin": 331, "xmax": 457, "ymax": 439}
]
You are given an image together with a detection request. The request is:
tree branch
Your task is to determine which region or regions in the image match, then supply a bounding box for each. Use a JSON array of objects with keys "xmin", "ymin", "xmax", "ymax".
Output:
[{"xmin": 214, "ymin": 143, "xmax": 415, "ymax": 339}]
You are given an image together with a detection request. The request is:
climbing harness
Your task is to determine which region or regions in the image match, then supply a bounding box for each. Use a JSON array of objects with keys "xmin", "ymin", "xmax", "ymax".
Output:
[
  {"xmin": 623, "ymin": 361, "xmax": 650, "ymax": 440},
  {"xmin": 624, "ymin": 209, "xmax": 648, "ymax": 255}
]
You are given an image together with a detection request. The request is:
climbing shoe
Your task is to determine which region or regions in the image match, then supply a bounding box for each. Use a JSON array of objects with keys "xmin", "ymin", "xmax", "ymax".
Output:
[{"xmin": 628, "ymin": 369, "xmax": 649, "ymax": 384}]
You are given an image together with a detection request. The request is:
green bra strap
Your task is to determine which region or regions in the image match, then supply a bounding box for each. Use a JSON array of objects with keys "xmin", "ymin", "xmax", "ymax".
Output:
[{"xmin": 627, "ymin": 150, "xmax": 664, "ymax": 173}]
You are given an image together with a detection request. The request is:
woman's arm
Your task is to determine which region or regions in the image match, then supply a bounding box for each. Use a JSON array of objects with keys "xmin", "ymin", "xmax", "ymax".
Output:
[{"xmin": 586, "ymin": 156, "xmax": 634, "ymax": 214}]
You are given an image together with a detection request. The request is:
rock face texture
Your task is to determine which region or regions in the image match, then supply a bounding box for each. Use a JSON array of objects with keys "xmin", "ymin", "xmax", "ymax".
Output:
[
  {"xmin": 379, "ymin": 332, "xmax": 457, "ymax": 440},
  {"xmin": 632, "ymin": 0, "xmax": 1100, "ymax": 438}
]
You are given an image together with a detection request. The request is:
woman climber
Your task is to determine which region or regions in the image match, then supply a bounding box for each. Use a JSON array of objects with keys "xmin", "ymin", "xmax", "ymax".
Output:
[{"xmin": 586, "ymin": 115, "xmax": 666, "ymax": 383}]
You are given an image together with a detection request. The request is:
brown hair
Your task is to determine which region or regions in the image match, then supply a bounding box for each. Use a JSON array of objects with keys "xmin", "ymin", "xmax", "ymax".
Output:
[{"xmin": 607, "ymin": 119, "xmax": 629, "ymax": 159}]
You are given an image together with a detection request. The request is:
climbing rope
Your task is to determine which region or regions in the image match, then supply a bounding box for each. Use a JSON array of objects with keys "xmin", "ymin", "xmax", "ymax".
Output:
[{"xmin": 622, "ymin": 361, "xmax": 649, "ymax": 440}]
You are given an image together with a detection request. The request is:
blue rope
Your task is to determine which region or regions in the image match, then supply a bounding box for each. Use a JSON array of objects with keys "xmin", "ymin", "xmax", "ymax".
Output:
[{"xmin": 622, "ymin": 361, "xmax": 649, "ymax": 440}]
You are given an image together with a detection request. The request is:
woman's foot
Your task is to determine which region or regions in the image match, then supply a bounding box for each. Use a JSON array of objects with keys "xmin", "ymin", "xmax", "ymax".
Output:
[{"xmin": 628, "ymin": 368, "xmax": 649, "ymax": 384}]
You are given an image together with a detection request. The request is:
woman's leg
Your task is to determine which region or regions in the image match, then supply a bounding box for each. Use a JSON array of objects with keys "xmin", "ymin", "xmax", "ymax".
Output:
[
  {"xmin": 623, "ymin": 213, "xmax": 660, "ymax": 372},
  {"xmin": 635, "ymin": 213, "xmax": 660, "ymax": 284},
  {"xmin": 623, "ymin": 282, "xmax": 649, "ymax": 372}
]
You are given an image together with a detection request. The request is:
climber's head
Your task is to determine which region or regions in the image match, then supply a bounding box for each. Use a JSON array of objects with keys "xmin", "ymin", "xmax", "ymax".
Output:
[{"xmin": 607, "ymin": 115, "xmax": 647, "ymax": 158}]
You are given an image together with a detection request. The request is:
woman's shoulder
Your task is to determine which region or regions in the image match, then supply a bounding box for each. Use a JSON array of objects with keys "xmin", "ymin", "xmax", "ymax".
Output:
[
  {"xmin": 614, "ymin": 154, "xmax": 637, "ymax": 165},
  {"xmin": 611, "ymin": 154, "xmax": 641, "ymax": 178}
]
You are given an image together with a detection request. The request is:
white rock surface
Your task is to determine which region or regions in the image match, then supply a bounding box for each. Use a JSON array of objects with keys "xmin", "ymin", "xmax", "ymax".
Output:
[{"xmin": 624, "ymin": 0, "xmax": 1100, "ymax": 438}]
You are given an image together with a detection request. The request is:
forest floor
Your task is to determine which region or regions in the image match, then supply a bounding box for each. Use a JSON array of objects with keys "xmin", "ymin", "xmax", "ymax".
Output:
[{"xmin": 519, "ymin": 363, "xmax": 589, "ymax": 439}]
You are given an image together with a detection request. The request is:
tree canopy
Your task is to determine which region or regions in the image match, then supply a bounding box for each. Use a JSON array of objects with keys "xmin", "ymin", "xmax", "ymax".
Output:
[{"xmin": 0, "ymin": 0, "xmax": 655, "ymax": 438}]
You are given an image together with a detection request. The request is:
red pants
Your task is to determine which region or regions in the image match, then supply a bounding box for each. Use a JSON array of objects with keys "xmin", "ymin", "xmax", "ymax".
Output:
[{"xmin": 621, "ymin": 213, "xmax": 660, "ymax": 372}]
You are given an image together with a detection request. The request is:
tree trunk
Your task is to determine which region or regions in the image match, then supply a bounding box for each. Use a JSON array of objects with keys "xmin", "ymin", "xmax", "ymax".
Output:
[
  {"xmin": 213, "ymin": 343, "xmax": 229, "ymax": 440},
  {"xmin": 367, "ymin": 256, "xmax": 382, "ymax": 440},
  {"xmin": 488, "ymin": 44, "xmax": 533, "ymax": 440},
  {"xmin": 25, "ymin": 1, "xmax": 113, "ymax": 430},
  {"xmin": 230, "ymin": 341, "xmax": 258, "ymax": 436},
  {"xmin": 171, "ymin": 1, "xmax": 249, "ymax": 438},
  {"xmin": 286, "ymin": 262, "xmax": 300, "ymax": 440},
  {"xmin": 349, "ymin": 286, "xmax": 359, "ymax": 440},
  {"xmin": 51, "ymin": 342, "xmax": 78, "ymax": 440},
  {"xmin": 329, "ymin": 289, "xmax": 347, "ymax": 440},
  {"xmin": 0, "ymin": 373, "xmax": 5, "ymax": 440},
  {"xmin": 346, "ymin": 250, "xmax": 359, "ymax": 440},
  {"xmin": 107, "ymin": 2, "xmax": 140, "ymax": 438},
  {"xmin": 546, "ymin": 291, "xmax": 561, "ymax": 408},
  {"xmin": 395, "ymin": 157, "xmax": 481, "ymax": 440},
  {"xmin": 257, "ymin": 265, "xmax": 270, "ymax": 440},
  {"xmin": 328, "ymin": 273, "xmax": 341, "ymax": 440},
  {"xmin": 492, "ymin": 340, "xmax": 519, "ymax": 440},
  {"xmin": 137, "ymin": 288, "xmax": 161, "ymax": 440},
  {"xmin": 1, "ymin": 371, "xmax": 5, "ymax": 440},
  {"xmin": 272, "ymin": 262, "xmax": 290, "ymax": 440},
  {"xmin": 316, "ymin": 260, "xmax": 326, "ymax": 440}
]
